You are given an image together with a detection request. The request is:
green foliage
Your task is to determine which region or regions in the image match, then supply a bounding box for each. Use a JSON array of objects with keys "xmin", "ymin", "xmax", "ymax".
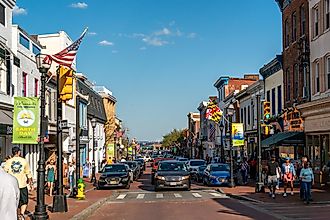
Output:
[{"xmin": 162, "ymin": 129, "xmax": 186, "ymax": 148}]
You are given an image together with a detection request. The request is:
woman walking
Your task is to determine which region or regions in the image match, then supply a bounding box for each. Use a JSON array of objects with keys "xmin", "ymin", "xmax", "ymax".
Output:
[
  {"xmin": 46, "ymin": 159, "xmax": 56, "ymax": 196},
  {"xmin": 282, "ymin": 157, "xmax": 295, "ymax": 197},
  {"xmin": 300, "ymin": 162, "xmax": 314, "ymax": 204}
]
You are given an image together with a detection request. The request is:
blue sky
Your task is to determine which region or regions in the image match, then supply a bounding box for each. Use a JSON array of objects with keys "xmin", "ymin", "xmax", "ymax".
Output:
[{"xmin": 14, "ymin": 0, "xmax": 282, "ymax": 141}]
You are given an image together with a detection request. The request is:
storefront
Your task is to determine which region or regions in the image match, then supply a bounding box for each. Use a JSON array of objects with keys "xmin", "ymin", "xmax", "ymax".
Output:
[{"xmin": 0, "ymin": 108, "xmax": 13, "ymax": 162}]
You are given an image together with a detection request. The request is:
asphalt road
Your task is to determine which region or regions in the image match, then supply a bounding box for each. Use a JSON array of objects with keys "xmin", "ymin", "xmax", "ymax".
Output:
[{"xmin": 87, "ymin": 164, "xmax": 277, "ymax": 220}]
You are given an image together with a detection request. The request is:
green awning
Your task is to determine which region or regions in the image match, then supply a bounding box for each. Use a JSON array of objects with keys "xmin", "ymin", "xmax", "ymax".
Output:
[{"xmin": 262, "ymin": 132, "xmax": 304, "ymax": 148}]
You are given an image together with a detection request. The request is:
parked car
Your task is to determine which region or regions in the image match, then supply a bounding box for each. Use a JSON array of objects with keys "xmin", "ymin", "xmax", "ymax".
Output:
[
  {"xmin": 186, "ymin": 159, "xmax": 206, "ymax": 173},
  {"xmin": 191, "ymin": 165, "xmax": 207, "ymax": 182},
  {"xmin": 121, "ymin": 161, "xmax": 140, "ymax": 180},
  {"xmin": 96, "ymin": 164, "xmax": 131, "ymax": 189},
  {"xmin": 203, "ymin": 163, "xmax": 231, "ymax": 186},
  {"xmin": 154, "ymin": 160, "xmax": 191, "ymax": 191}
]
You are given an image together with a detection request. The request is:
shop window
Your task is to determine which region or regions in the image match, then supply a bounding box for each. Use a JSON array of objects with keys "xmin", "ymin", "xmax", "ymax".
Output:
[
  {"xmin": 315, "ymin": 62, "xmax": 320, "ymax": 93},
  {"xmin": 277, "ymin": 85, "xmax": 282, "ymax": 113},
  {"xmin": 294, "ymin": 64, "xmax": 299, "ymax": 99},
  {"xmin": 300, "ymin": 5, "xmax": 306, "ymax": 36},
  {"xmin": 22, "ymin": 72, "xmax": 27, "ymax": 97},
  {"xmin": 19, "ymin": 34, "xmax": 30, "ymax": 50},
  {"xmin": 313, "ymin": 6, "xmax": 319, "ymax": 37},
  {"xmin": 325, "ymin": 0, "xmax": 330, "ymax": 30},
  {"xmin": 292, "ymin": 11, "xmax": 297, "ymax": 42}
]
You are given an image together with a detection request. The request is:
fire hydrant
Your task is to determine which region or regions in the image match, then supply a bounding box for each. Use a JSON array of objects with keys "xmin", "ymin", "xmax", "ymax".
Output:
[{"xmin": 76, "ymin": 179, "xmax": 86, "ymax": 200}]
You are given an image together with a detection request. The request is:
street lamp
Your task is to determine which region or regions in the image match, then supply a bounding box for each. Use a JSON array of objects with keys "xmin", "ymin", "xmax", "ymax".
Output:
[
  {"xmin": 227, "ymin": 103, "xmax": 235, "ymax": 188},
  {"xmin": 91, "ymin": 118, "xmax": 97, "ymax": 184},
  {"xmin": 219, "ymin": 120, "xmax": 224, "ymax": 163},
  {"xmin": 126, "ymin": 137, "xmax": 129, "ymax": 160},
  {"xmin": 34, "ymin": 54, "xmax": 51, "ymax": 220}
]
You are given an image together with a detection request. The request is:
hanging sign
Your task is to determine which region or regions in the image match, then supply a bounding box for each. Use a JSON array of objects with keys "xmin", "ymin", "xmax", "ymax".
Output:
[{"xmin": 232, "ymin": 123, "xmax": 244, "ymax": 146}]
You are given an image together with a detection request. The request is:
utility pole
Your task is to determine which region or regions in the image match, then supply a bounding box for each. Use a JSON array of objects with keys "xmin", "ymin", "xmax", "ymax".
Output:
[{"xmin": 256, "ymin": 94, "xmax": 263, "ymax": 192}]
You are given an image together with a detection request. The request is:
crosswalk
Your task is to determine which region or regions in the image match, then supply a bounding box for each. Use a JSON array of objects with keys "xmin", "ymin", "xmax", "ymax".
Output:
[{"xmin": 112, "ymin": 190, "xmax": 228, "ymax": 202}]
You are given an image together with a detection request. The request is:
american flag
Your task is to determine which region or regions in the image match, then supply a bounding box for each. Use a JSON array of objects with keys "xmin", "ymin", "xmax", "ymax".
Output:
[
  {"xmin": 44, "ymin": 28, "xmax": 88, "ymax": 68},
  {"xmin": 209, "ymin": 123, "xmax": 216, "ymax": 142}
]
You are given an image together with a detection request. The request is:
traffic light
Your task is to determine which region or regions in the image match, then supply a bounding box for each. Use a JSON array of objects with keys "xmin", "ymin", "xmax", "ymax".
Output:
[
  {"xmin": 59, "ymin": 66, "xmax": 74, "ymax": 102},
  {"xmin": 263, "ymin": 101, "xmax": 271, "ymax": 122}
]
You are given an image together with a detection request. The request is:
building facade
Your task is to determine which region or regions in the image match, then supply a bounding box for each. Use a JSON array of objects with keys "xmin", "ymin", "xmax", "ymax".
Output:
[{"xmin": 187, "ymin": 112, "xmax": 200, "ymax": 159}]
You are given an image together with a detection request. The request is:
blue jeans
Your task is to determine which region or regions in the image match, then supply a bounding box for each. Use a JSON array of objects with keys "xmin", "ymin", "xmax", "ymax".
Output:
[
  {"xmin": 69, "ymin": 174, "xmax": 75, "ymax": 193},
  {"xmin": 241, "ymin": 170, "xmax": 248, "ymax": 184},
  {"xmin": 302, "ymin": 181, "xmax": 312, "ymax": 201}
]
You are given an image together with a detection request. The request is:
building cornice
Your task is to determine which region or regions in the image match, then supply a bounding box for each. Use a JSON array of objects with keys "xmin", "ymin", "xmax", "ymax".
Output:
[
  {"xmin": 297, "ymin": 97, "xmax": 330, "ymax": 118},
  {"xmin": 259, "ymin": 55, "xmax": 283, "ymax": 79}
]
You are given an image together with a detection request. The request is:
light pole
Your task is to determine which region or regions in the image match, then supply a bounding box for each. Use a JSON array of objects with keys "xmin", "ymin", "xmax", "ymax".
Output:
[
  {"xmin": 34, "ymin": 54, "xmax": 51, "ymax": 220},
  {"xmin": 256, "ymin": 94, "xmax": 263, "ymax": 192},
  {"xmin": 126, "ymin": 137, "xmax": 129, "ymax": 160},
  {"xmin": 219, "ymin": 120, "xmax": 224, "ymax": 163},
  {"xmin": 227, "ymin": 103, "xmax": 235, "ymax": 188},
  {"xmin": 91, "ymin": 118, "xmax": 97, "ymax": 184}
]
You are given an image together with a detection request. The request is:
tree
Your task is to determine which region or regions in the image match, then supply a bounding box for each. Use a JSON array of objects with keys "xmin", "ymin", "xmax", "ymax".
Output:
[{"xmin": 162, "ymin": 129, "xmax": 187, "ymax": 148}]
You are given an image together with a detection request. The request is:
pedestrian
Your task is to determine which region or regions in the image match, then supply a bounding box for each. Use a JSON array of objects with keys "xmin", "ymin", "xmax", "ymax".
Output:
[
  {"xmin": 1, "ymin": 155, "xmax": 12, "ymax": 168},
  {"xmin": 276, "ymin": 162, "xmax": 282, "ymax": 190},
  {"xmin": 0, "ymin": 163, "xmax": 20, "ymax": 220},
  {"xmin": 240, "ymin": 158, "xmax": 249, "ymax": 185},
  {"xmin": 68, "ymin": 162, "xmax": 76, "ymax": 196},
  {"xmin": 282, "ymin": 157, "xmax": 296, "ymax": 197},
  {"xmin": 45, "ymin": 159, "xmax": 56, "ymax": 196},
  {"xmin": 299, "ymin": 156, "xmax": 308, "ymax": 200},
  {"xmin": 4, "ymin": 146, "xmax": 33, "ymax": 219},
  {"xmin": 300, "ymin": 162, "xmax": 314, "ymax": 204},
  {"xmin": 266, "ymin": 155, "xmax": 279, "ymax": 199}
]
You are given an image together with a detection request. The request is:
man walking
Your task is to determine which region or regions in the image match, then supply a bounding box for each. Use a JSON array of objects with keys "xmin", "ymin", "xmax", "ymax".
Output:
[
  {"xmin": 240, "ymin": 158, "xmax": 249, "ymax": 185},
  {"xmin": 4, "ymin": 146, "xmax": 33, "ymax": 219},
  {"xmin": 266, "ymin": 155, "xmax": 279, "ymax": 199},
  {"xmin": 0, "ymin": 164, "xmax": 20, "ymax": 220}
]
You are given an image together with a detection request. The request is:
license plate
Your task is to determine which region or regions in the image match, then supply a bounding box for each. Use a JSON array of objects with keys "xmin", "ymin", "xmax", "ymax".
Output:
[
  {"xmin": 110, "ymin": 181, "xmax": 117, "ymax": 184},
  {"xmin": 170, "ymin": 182, "xmax": 177, "ymax": 186}
]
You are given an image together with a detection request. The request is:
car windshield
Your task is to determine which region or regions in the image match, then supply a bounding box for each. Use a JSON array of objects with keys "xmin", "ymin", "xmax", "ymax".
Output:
[
  {"xmin": 124, "ymin": 162, "xmax": 136, "ymax": 168},
  {"xmin": 210, "ymin": 164, "xmax": 230, "ymax": 172},
  {"xmin": 103, "ymin": 165, "xmax": 127, "ymax": 173},
  {"xmin": 190, "ymin": 161, "xmax": 205, "ymax": 166},
  {"xmin": 158, "ymin": 162, "xmax": 187, "ymax": 171},
  {"xmin": 198, "ymin": 165, "xmax": 207, "ymax": 171}
]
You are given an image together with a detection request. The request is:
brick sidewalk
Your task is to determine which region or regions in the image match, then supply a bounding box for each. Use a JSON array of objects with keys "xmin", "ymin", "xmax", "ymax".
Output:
[
  {"xmin": 26, "ymin": 178, "xmax": 112, "ymax": 220},
  {"xmin": 221, "ymin": 182, "xmax": 330, "ymax": 204}
]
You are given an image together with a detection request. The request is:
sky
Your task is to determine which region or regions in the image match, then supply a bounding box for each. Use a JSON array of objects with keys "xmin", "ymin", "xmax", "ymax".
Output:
[{"xmin": 13, "ymin": 0, "xmax": 282, "ymax": 141}]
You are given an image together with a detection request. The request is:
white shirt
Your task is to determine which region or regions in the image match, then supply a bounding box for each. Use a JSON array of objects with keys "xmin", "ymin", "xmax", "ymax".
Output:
[
  {"xmin": 69, "ymin": 165, "xmax": 75, "ymax": 176},
  {"xmin": 0, "ymin": 167, "xmax": 20, "ymax": 220}
]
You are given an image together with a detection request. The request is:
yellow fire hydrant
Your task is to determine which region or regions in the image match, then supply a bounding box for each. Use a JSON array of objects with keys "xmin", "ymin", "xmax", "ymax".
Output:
[{"xmin": 76, "ymin": 179, "xmax": 86, "ymax": 200}]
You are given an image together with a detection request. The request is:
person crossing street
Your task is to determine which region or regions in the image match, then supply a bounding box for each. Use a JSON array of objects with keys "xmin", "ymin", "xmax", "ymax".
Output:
[
  {"xmin": 266, "ymin": 155, "xmax": 279, "ymax": 199},
  {"xmin": 282, "ymin": 157, "xmax": 296, "ymax": 197}
]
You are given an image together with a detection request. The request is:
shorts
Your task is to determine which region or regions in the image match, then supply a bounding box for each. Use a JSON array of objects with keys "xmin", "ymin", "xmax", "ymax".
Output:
[
  {"xmin": 268, "ymin": 175, "xmax": 278, "ymax": 187},
  {"xmin": 283, "ymin": 173, "xmax": 294, "ymax": 182},
  {"xmin": 19, "ymin": 187, "xmax": 28, "ymax": 207}
]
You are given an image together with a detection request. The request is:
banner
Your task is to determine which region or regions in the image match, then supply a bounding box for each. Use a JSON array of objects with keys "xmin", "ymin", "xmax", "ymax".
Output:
[
  {"xmin": 232, "ymin": 123, "xmax": 244, "ymax": 146},
  {"xmin": 13, "ymin": 97, "xmax": 40, "ymax": 144},
  {"xmin": 107, "ymin": 144, "xmax": 115, "ymax": 159}
]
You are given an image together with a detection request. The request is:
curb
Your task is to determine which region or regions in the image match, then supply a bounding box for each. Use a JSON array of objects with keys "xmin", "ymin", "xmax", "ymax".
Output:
[
  {"xmin": 215, "ymin": 189, "xmax": 263, "ymax": 203},
  {"xmin": 70, "ymin": 196, "xmax": 111, "ymax": 220}
]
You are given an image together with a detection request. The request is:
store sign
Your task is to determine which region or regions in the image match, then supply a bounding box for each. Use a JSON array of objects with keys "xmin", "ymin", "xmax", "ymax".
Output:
[
  {"xmin": 232, "ymin": 123, "xmax": 244, "ymax": 146},
  {"xmin": 12, "ymin": 97, "xmax": 40, "ymax": 144},
  {"xmin": 107, "ymin": 144, "xmax": 115, "ymax": 158}
]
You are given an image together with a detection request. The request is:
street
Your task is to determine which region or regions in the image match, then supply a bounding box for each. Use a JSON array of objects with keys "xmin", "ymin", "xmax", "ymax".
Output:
[{"xmin": 86, "ymin": 165, "xmax": 276, "ymax": 220}]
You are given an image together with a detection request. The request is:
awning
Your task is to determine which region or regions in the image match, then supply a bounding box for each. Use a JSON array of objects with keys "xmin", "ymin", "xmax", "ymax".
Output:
[
  {"xmin": 262, "ymin": 132, "xmax": 304, "ymax": 148},
  {"xmin": 0, "ymin": 109, "xmax": 13, "ymax": 125}
]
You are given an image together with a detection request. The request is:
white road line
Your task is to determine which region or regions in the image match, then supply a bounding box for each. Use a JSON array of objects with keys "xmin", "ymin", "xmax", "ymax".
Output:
[
  {"xmin": 116, "ymin": 194, "xmax": 127, "ymax": 200},
  {"xmin": 209, "ymin": 192, "xmax": 224, "ymax": 197},
  {"xmin": 156, "ymin": 193, "xmax": 164, "ymax": 199},
  {"xmin": 136, "ymin": 194, "xmax": 145, "ymax": 199},
  {"xmin": 174, "ymin": 193, "xmax": 182, "ymax": 198},
  {"xmin": 192, "ymin": 193, "xmax": 202, "ymax": 198}
]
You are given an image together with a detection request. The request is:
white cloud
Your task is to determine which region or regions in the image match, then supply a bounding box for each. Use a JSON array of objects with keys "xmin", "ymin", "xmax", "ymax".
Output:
[
  {"xmin": 70, "ymin": 2, "xmax": 88, "ymax": 9},
  {"xmin": 187, "ymin": 32, "xmax": 197, "ymax": 38},
  {"xmin": 142, "ymin": 37, "xmax": 168, "ymax": 46},
  {"xmin": 13, "ymin": 6, "xmax": 27, "ymax": 15},
  {"xmin": 87, "ymin": 32, "xmax": 97, "ymax": 36},
  {"xmin": 98, "ymin": 40, "xmax": 114, "ymax": 46},
  {"xmin": 154, "ymin": 28, "xmax": 171, "ymax": 36}
]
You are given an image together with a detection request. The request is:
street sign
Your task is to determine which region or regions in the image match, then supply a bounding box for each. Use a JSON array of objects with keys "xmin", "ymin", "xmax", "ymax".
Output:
[{"xmin": 59, "ymin": 120, "xmax": 69, "ymax": 129}]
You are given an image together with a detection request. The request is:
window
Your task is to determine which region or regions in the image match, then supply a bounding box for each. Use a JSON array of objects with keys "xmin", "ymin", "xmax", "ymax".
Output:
[
  {"xmin": 244, "ymin": 107, "xmax": 247, "ymax": 130},
  {"xmin": 300, "ymin": 5, "xmax": 306, "ymax": 36},
  {"xmin": 272, "ymin": 88, "xmax": 276, "ymax": 115},
  {"xmin": 22, "ymin": 72, "xmax": 27, "ymax": 96},
  {"xmin": 248, "ymin": 106, "xmax": 250, "ymax": 125},
  {"xmin": 277, "ymin": 85, "xmax": 282, "ymax": 114},
  {"xmin": 327, "ymin": 57, "xmax": 330, "ymax": 90},
  {"xmin": 19, "ymin": 34, "xmax": 30, "ymax": 49},
  {"xmin": 294, "ymin": 64, "xmax": 299, "ymax": 98},
  {"xmin": 0, "ymin": 3, "xmax": 5, "ymax": 26},
  {"xmin": 315, "ymin": 62, "xmax": 320, "ymax": 93},
  {"xmin": 34, "ymin": 78, "xmax": 38, "ymax": 97},
  {"xmin": 286, "ymin": 68, "xmax": 291, "ymax": 101},
  {"xmin": 267, "ymin": 90, "xmax": 270, "ymax": 102},
  {"xmin": 292, "ymin": 12, "xmax": 297, "ymax": 42},
  {"xmin": 285, "ymin": 19, "xmax": 290, "ymax": 47},
  {"xmin": 326, "ymin": 0, "xmax": 330, "ymax": 30},
  {"xmin": 32, "ymin": 44, "xmax": 41, "ymax": 55},
  {"xmin": 251, "ymin": 103, "xmax": 254, "ymax": 126},
  {"xmin": 314, "ymin": 7, "xmax": 319, "ymax": 37},
  {"xmin": 240, "ymin": 109, "xmax": 243, "ymax": 123}
]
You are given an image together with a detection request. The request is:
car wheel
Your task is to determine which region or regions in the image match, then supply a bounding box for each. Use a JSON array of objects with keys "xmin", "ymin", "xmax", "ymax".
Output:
[
  {"xmin": 125, "ymin": 183, "xmax": 130, "ymax": 189},
  {"xmin": 203, "ymin": 177, "xmax": 207, "ymax": 186},
  {"xmin": 154, "ymin": 185, "xmax": 159, "ymax": 192}
]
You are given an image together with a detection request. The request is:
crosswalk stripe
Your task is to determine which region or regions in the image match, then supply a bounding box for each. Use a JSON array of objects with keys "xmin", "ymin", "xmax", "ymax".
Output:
[
  {"xmin": 156, "ymin": 193, "xmax": 164, "ymax": 199},
  {"xmin": 136, "ymin": 194, "xmax": 145, "ymax": 199},
  {"xmin": 209, "ymin": 192, "xmax": 224, "ymax": 197},
  {"xmin": 174, "ymin": 193, "xmax": 182, "ymax": 198},
  {"xmin": 192, "ymin": 193, "xmax": 202, "ymax": 198},
  {"xmin": 116, "ymin": 194, "xmax": 127, "ymax": 200}
]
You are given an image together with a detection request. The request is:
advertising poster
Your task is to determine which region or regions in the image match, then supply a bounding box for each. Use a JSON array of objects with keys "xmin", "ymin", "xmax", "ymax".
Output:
[
  {"xmin": 13, "ymin": 97, "xmax": 40, "ymax": 144},
  {"xmin": 232, "ymin": 123, "xmax": 244, "ymax": 146}
]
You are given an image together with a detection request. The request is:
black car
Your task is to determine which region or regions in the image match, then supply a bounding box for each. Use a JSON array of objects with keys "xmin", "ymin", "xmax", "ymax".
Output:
[
  {"xmin": 121, "ymin": 161, "xmax": 140, "ymax": 180},
  {"xmin": 134, "ymin": 158, "xmax": 146, "ymax": 172},
  {"xmin": 154, "ymin": 160, "xmax": 191, "ymax": 191},
  {"xmin": 97, "ymin": 164, "xmax": 131, "ymax": 189}
]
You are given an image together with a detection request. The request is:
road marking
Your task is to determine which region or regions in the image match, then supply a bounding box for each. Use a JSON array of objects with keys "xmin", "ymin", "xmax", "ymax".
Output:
[
  {"xmin": 116, "ymin": 194, "xmax": 127, "ymax": 200},
  {"xmin": 192, "ymin": 193, "xmax": 202, "ymax": 198},
  {"xmin": 209, "ymin": 192, "xmax": 225, "ymax": 197},
  {"xmin": 156, "ymin": 193, "xmax": 164, "ymax": 199},
  {"xmin": 136, "ymin": 194, "xmax": 145, "ymax": 199},
  {"xmin": 174, "ymin": 193, "xmax": 182, "ymax": 198}
]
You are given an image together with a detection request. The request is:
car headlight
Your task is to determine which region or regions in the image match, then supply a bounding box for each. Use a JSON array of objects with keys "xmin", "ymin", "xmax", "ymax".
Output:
[
  {"xmin": 156, "ymin": 175, "xmax": 166, "ymax": 180},
  {"xmin": 181, "ymin": 175, "xmax": 190, "ymax": 180}
]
